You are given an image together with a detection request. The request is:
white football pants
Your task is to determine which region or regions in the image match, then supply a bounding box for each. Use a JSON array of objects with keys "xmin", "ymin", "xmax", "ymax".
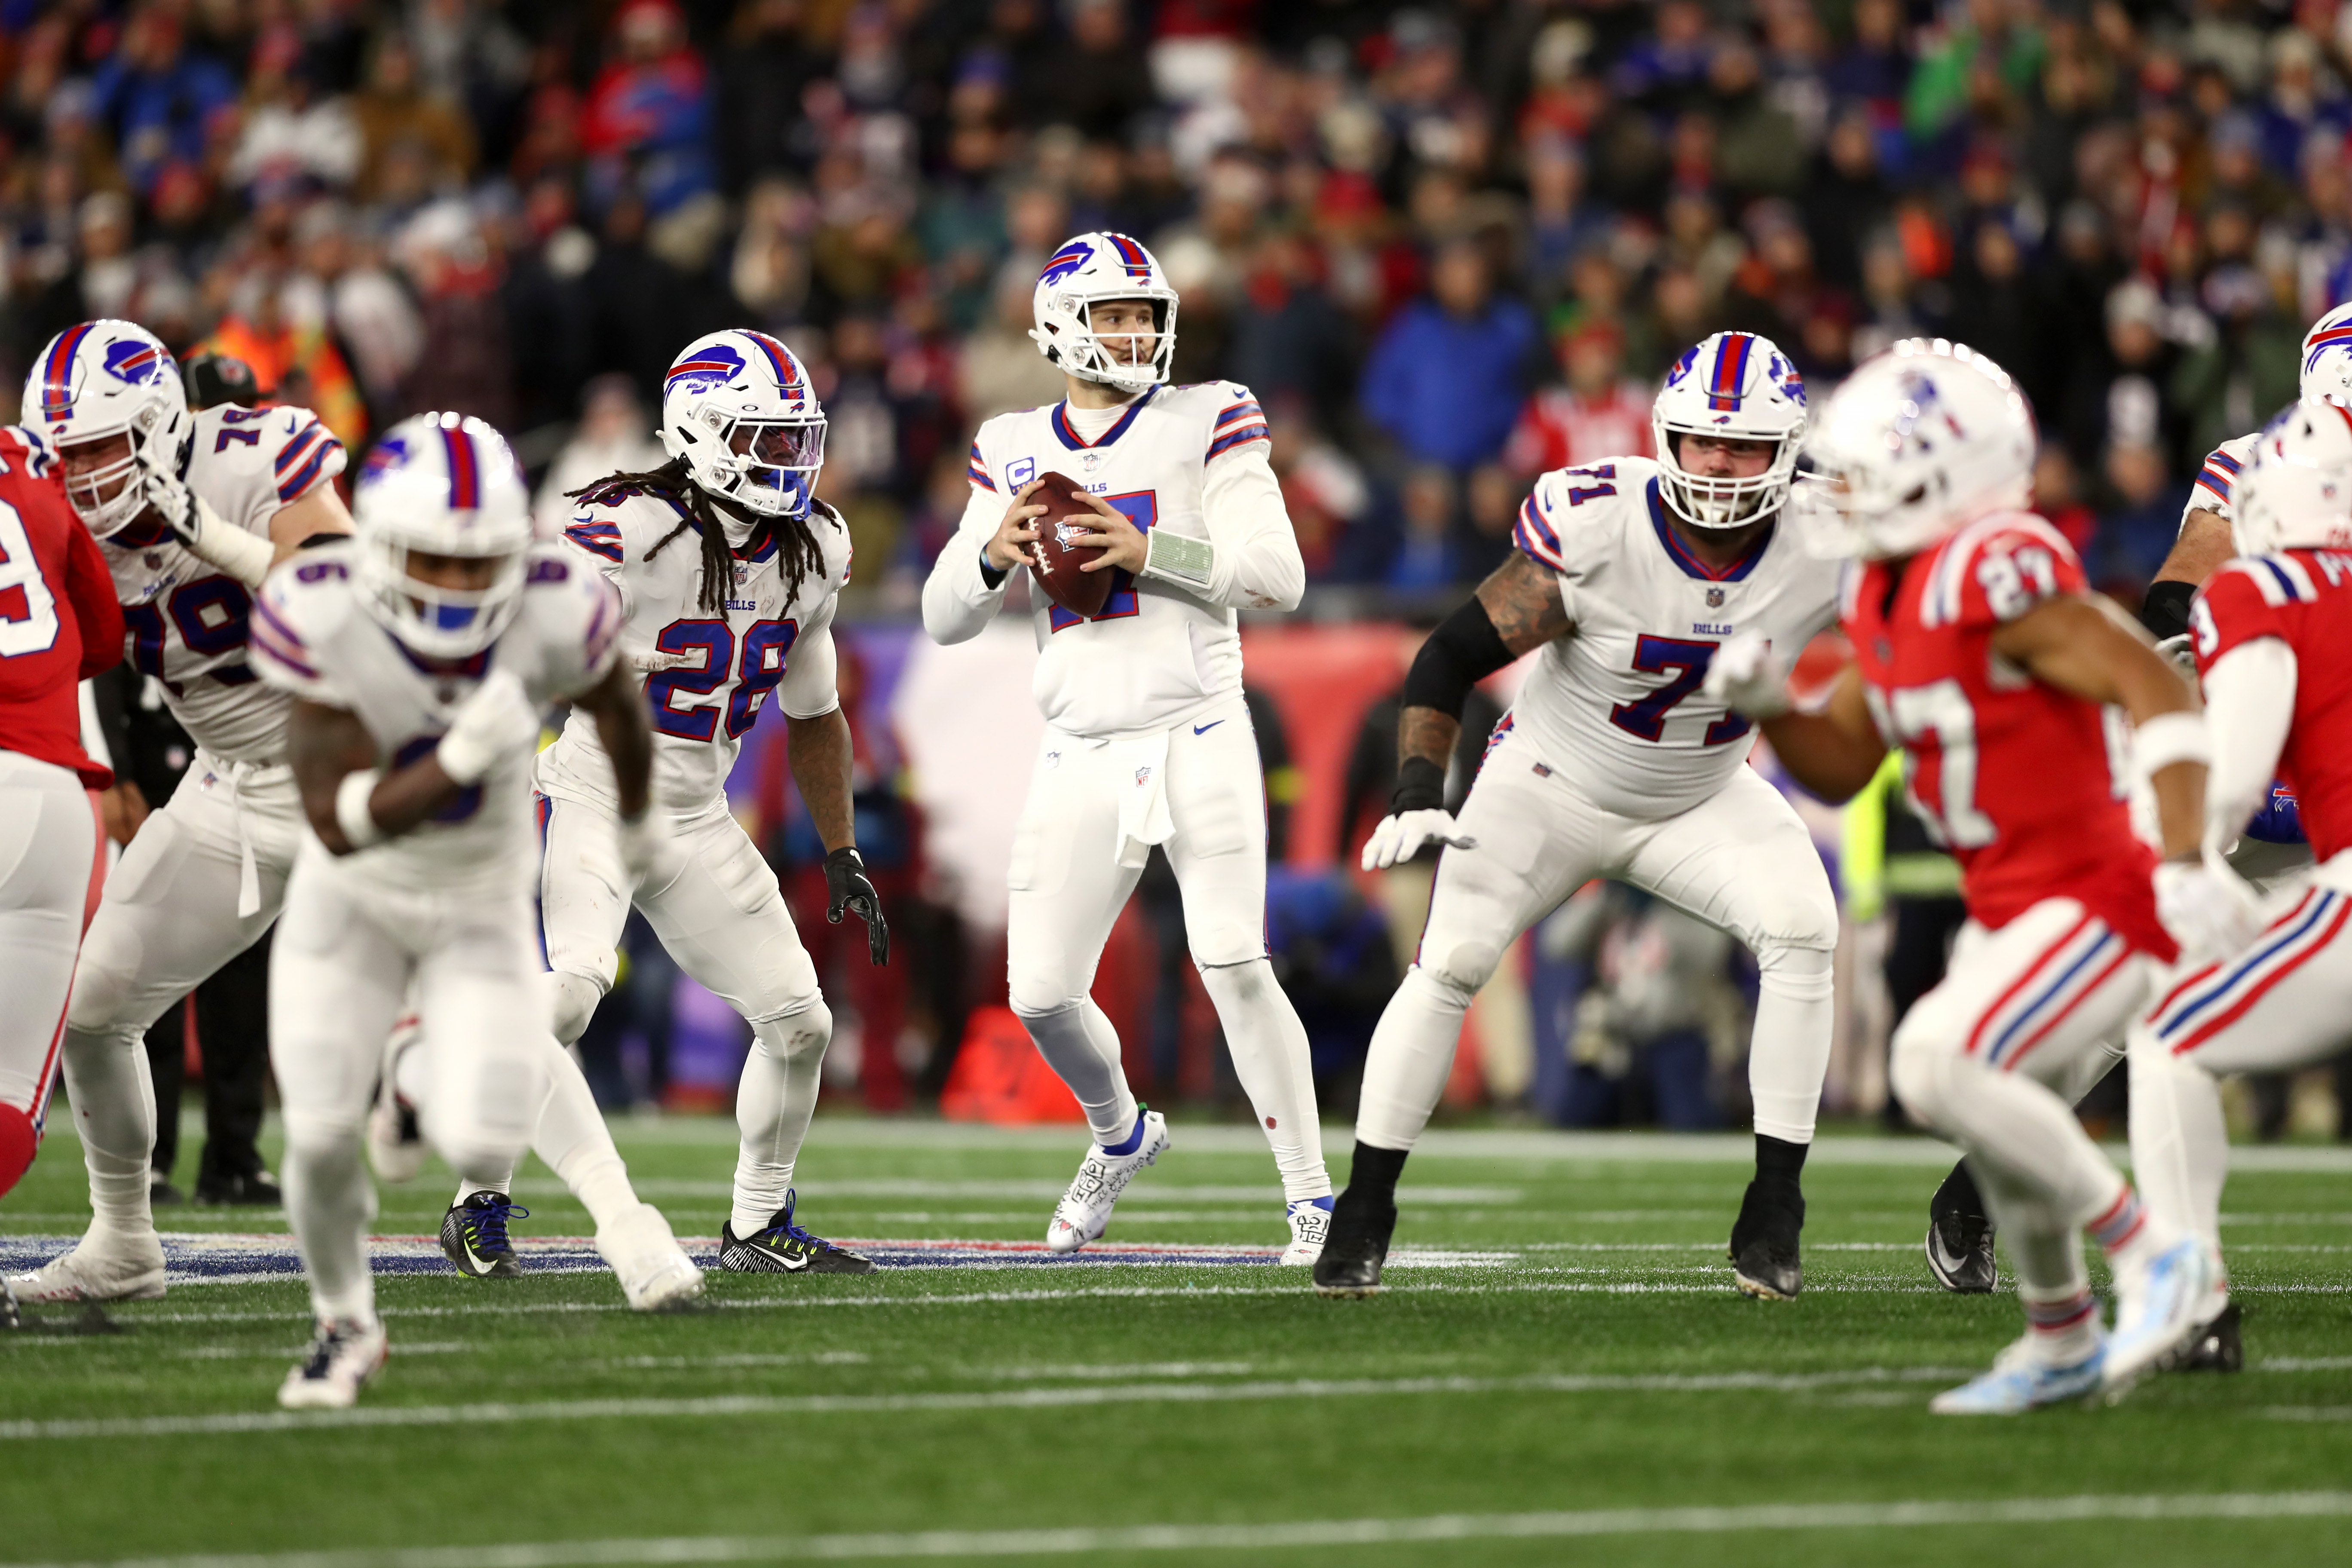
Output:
[
  {"xmin": 2130, "ymin": 867, "xmax": 2352, "ymax": 1259},
  {"xmin": 1006, "ymin": 693, "xmax": 1327, "ymax": 1201},
  {"xmin": 273, "ymin": 848, "xmax": 551, "ymax": 1325},
  {"xmin": 1889, "ymin": 897, "xmax": 2164, "ymax": 1321},
  {"xmin": 0, "ymin": 753, "xmax": 99, "ymax": 1134},
  {"xmin": 60, "ymin": 753, "xmax": 300, "ymax": 1236},
  {"xmin": 1357, "ymin": 728, "xmax": 1838, "ymax": 1152},
  {"xmin": 536, "ymin": 784, "xmax": 828, "ymax": 1237}
]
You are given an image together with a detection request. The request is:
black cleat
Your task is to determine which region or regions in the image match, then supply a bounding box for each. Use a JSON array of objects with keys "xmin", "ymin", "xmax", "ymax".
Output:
[
  {"xmin": 441, "ymin": 1191, "xmax": 528, "ymax": 1279},
  {"xmin": 1729, "ymin": 1176, "xmax": 1804, "ymax": 1300},
  {"xmin": 2174, "ymin": 1301, "xmax": 2244, "ymax": 1373},
  {"xmin": 1311, "ymin": 1185, "xmax": 1396, "ymax": 1298},
  {"xmin": 719, "ymin": 1191, "xmax": 876, "ymax": 1274},
  {"xmin": 1925, "ymin": 1159, "xmax": 1998, "ymax": 1293},
  {"xmin": 196, "ymin": 1170, "xmax": 282, "ymax": 1207}
]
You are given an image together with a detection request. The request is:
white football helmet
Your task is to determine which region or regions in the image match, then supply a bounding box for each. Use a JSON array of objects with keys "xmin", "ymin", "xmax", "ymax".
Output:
[
  {"xmin": 1798, "ymin": 338, "xmax": 2037, "ymax": 561},
  {"xmin": 2300, "ymin": 302, "xmax": 2352, "ymax": 404},
  {"xmin": 659, "ymin": 329, "xmax": 826, "ymax": 520},
  {"xmin": 1029, "ymin": 231, "xmax": 1179, "ymax": 392},
  {"xmin": 22, "ymin": 319, "xmax": 189, "ymax": 538},
  {"xmin": 1651, "ymin": 331, "xmax": 1808, "ymax": 527},
  {"xmin": 2231, "ymin": 395, "xmax": 2352, "ymax": 555},
  {"xmin": 353, "ymin": 412, "xmax": 533, "ymax": 658}
]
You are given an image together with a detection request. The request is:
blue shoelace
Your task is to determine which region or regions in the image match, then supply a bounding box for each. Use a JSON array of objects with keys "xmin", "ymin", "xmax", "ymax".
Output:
[{"xmin": 471, "ymin": 1200, "xmax": 529, "ymax": 1252}]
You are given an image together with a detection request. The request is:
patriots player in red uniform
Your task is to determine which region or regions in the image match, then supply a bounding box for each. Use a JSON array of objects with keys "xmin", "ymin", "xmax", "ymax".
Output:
[
  {"xmin": 0, "ymin": 424, "xmax": 123, "ymax": 1327},
  {"xmin": 1707, "ymin": 340, "xmax": 2225, "ymax": 1412},
  {"xmin": 2126, "ymin": 397, "xmax": 2352, "ymax": 1366}
]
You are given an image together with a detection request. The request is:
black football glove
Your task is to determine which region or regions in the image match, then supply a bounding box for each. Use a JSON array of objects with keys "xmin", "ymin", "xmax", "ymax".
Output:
[{"xmin": 823, "ymin": 845, "xmax": 889, "ymax": 965}]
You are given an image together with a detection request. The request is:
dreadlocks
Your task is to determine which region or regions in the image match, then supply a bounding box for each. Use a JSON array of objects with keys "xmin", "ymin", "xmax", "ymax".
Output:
[{"xmin": 566, "ymin": 456, "xmax": 839, "ymax": 613}]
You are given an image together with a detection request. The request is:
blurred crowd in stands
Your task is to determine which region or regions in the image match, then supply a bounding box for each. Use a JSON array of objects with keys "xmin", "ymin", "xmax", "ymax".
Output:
[{"xmin": 6, "ymin": 0, "xmax": 2349, "ymax": 606}]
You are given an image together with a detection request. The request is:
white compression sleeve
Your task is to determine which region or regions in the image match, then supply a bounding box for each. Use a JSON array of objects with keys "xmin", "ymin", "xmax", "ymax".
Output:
[
  {"xmin": 921, "ymin": 484, "xmax": 1018, "ymax": 645},
  {"xmin": 1193, "ymin": 442, "xmax": 1304, "ymax": 611},
  {"xmin": 731, "ymin": 1000, "xmax": 832, "ymax": 1236},
  {"xmin": 1198, "ymin": 959, "xmax": 1330, "ymax": 1201},
  {"xmin": 2199, "ymin": 639, "xmax": 2297, "ymax": 853}
]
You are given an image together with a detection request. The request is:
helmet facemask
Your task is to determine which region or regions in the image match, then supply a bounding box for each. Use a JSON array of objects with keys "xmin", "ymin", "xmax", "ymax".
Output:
[
  {"xmin": 55, "ymin": 392, "xmax": 187, "ymax": 539},
  {"xmin": 1653, "ymin": 422, "xmax": 1804, "ymax": 529},
  {"xmin": 673, "ymin": 405, "xmax": 827, "ymax": 520},
  {"xmin": 357, "ymin": 534, "xmax": 529, "ymax": 659},
  {"xmin": 1034, "ymin": 293, "xmax": 1178, "ymax": 392}
]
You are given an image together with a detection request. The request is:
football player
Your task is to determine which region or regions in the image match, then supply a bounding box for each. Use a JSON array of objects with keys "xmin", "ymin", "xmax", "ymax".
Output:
[
  {"xmin": 2124, "ymin": 397, "xmax": 2352, "ymax": 1369},
  {"xmin": 921, "ymin": 232, "xmax": 1333, "ymax": 1259},
  {"xmin": 1315, "ymin": 332, "xmax": 1842, "ymax": 1301},
  {"xmin": 0, "ymin": 422, "xmax": 123, "ymax": 1333},
  {"xmin": 534, "ymin": 329, "xmax": 885, "ymax": 1275},
  {"xmin": 1709, "ymin": 339, "xmax": 2223, "ymax": 1411},
  {"xmin": 7, "ymin": 321, "xmax": 353, "ymax": 1303},
  {"xmin": 251, "ymin": 413, "xmax": 702, "ymax": 1408}
]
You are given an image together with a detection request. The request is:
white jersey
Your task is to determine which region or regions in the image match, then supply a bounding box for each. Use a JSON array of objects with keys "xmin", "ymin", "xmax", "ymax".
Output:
[
  {"xmin": 248, "ymin": 539, "xmax": 621, "ymax": 895},
  {"xmin": 922, "ymin": 381, "xmax": 1302, "ymax": 738},
  {"xmin": 101, "ymin": 403, "xmax": 346, "ymax": 764},
  {"xmin": 534, "ymin": 486, "xmax": 850, "ymax": 818},
  {"xmin": 2184, "ymin": 432, "xmax": 2257, "ymax": 528},
  {"xmin": 1507, "ymin": 456, "xmax": 1841, "ymax": 820}
]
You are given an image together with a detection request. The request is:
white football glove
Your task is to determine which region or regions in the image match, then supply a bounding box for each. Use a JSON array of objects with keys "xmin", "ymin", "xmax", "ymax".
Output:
[
  {"xmin": 436, "ymin": 669, "xmax": 541, "ymax": 785},
  {"xmin": 2153, "ymin": 854, "xmax": 2265, "ymax": 966},
  {"xmin": 2154, "ymin": 632, "xmax": 2196, "ymax": 677},
  {"xmin": 145, "ymin": 465, "xmax": 273, "ymax": 587},
  {"xmin": 1361, "ymin": 808, "xmax": 1476, "ymax": 871},
  {"xmin": 616, "ymin": 809, "xmax": 685, "ymax": 891},
  {"xmin": 1699, "ymin": 629, "xmax": 1792, "ymax": 720}
]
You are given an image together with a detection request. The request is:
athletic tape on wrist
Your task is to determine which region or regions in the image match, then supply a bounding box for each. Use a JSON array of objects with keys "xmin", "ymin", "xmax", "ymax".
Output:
[
  {"xmin": 187, "ymin": 496, "xmax": 274, "ymax": 588},
  {"xmin": 2134, "ymin": 710, "xmax": 2211, "ymax": 781},
  {"xmin": 334, "ymin": 769, "xmax": 385, "ymax": 849},
  {"xmin": 1143, "ymin": 529, "xmax": 1214, "ymax": 588}
]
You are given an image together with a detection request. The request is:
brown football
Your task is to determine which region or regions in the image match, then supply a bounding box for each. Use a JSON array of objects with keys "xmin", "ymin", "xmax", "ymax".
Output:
[{"xmin": 1026, "ymin": 470, "xmax": 1114, "ymax": 620}]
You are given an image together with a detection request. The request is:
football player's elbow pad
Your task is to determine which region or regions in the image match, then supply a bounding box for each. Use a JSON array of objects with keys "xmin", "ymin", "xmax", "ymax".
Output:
[{"xmin": 1402, "ymin": 595, "xmax": 1513, "ymax": 719}]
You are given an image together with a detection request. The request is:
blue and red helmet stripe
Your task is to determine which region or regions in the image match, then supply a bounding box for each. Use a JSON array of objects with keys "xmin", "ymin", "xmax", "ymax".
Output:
[
  {"xmin": 1104, "ymin": 233, "xmax": 1154, "ymax": 281},
  {"xmin": 1706, "ymin": 334, "xmax": 1753, "ymax": 412},
  {"xmin": 740, "ymin": 330, "xmax": 803, "ymax": 395},
  {"xmin": 41, "ymin": 323, "xmax": 95, "ymax": 419},
  {"xmin": 441, "ymin": 423, "xmax": 481, "ymax": 511}
]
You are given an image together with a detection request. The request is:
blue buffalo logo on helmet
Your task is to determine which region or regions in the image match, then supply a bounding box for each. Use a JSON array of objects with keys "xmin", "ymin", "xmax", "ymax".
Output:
[
  {"xmin": 102, "ymin": 337, "xmax": 170, "ymax": 387},
  {"xmin": 361, "ymin": 432, "xmax": 411, "ymax": 481},
  {"xmin": 665, "ymin": 342, "xmax": 747, "ymax": 396},
  {"xmin": 1040, "ymin": 241, "xmax": 1094, "ymax": 288}
]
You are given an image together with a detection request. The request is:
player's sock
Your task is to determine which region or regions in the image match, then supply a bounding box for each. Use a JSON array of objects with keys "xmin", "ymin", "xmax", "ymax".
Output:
[
  {"xmin": 283, "ymin": 1121, "xmax": 378, "ymax": 1329},
  {"xmin": 1343, "ymin": 1140, "xmax": 1410, "ymax": 1204},
  {"xmin": 62, "ymin": 1023, "xmax": 156, "ymax": 1235},
  {"xmin": 528, "ymin": 1035, "xmax": 638, "ymax": 1231},
  {"xmin": 1354, "ymin": 965, "xmax": 1473, "ymax": 1152},
  {"xmin": 2087, "ymin": 1183, "xmax": 2166, "ymax": 1275},
  {"xmin": 1199, "ymin": 959, "xmax": 1330, "ymax": 1202},
  {"xmin": 2125, "ymin": 1036, "xmax": 2229, "ymax": 1251},
  {"xmin": 1975, "ymin": 1160, "xmax": 2098, "ymax": 1363},
  {"xmin": 0, "ymin": 1104, "xmax": 34, "ymax": 1200},
  {"xmin": 731, "ymin": 1000, "xmax": 830, "ymax": 1239},
  {"xmin": 2020, "ymin": 1282, "xmax": 2102, "ymax": 1366},
  {"xmin": 1753, "ymin": 1133, "xmax": 1808, "ymax": 1184},
  {"xmin": 1748, "ymin": 940, "xmax": 1834, "ymax": 1144},
  {"xmin": 1016, "ymin": 999, "xmax": 1137, "ymax": 1148}
]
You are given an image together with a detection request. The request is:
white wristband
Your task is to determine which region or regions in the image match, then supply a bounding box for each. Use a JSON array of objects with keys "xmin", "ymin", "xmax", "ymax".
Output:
[
  {"xmin": 2135, "ymin": 710, "xmax": 2211, "ymax": 782},
  {"xmin": 1142, "ymin": 528, "xmax": 1214, "ymax": 590},
  {"xmin": 185, "ymin": 496, "xmax": 276, "ymax": 588},
  {"xmin": 334, "ymin": 769, "xmax": 385, "ymax": 848}
]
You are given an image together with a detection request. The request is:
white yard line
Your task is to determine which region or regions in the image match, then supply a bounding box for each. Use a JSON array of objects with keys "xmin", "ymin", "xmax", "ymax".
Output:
[
  {"xmin": 0, "ymin": 1366, "xmax": 1978, "ymax": 1442},
  {"xmin": 10, "ymin": 1492, "xmax": 2352, "ymax": 1566}
]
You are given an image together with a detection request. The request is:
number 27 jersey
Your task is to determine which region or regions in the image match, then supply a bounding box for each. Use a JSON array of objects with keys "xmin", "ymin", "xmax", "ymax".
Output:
[
  {"xmin": 1846, "ymin": 510, "xmax": 2169, "ymax": 956},
  {"xmin": 1509, "ymin": 456, "xmax": 1841, "ymax": 820}
]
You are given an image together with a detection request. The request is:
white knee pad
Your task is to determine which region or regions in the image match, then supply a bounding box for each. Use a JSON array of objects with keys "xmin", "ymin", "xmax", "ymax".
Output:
[
  {"xmin": 63, "ymin": 928, "xmax": 143, "ymax": 1034},
  {"xmin": 280, "ymin": 1107, "xmax": 364, "ymax": 1157},
  {"xmin": 755, "ymin": 997, "xmax": 833, "ymax": 1064},
  {"xmin": 546, "ymin": 969, "xmax": 608, "ymax": 1047},
  {"xmin": 1010, "ymin": 975, "xmax": 1088, "ymax": 1019},
  {"xmin": 1889, "ymin": 1017, "xmax": 1966, "ymax": 1129},
  {"xmin": 1420, "ymin": 935, "xmax": 1502, "ymax": 1000},
  {"xmin": 1754, "ymin": 936, "xmax": 1836, "ymax": 996}
]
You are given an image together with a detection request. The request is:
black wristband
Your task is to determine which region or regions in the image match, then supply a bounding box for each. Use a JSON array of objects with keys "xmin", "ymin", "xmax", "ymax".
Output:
[
  {"xmin": 1390, "ymin": 755, "xmax": 1447, "ymax": 815},
  {"xmin": 2140, "ymin": 579, "xmax": 2196, "ymax": 640},
  {"xmin": 979, "ymin": 548, "xmax": 1008, "ymax": 590},
  {"xmin": 296, "ymin": 532, "xmax": 345, "ymax": 551}
]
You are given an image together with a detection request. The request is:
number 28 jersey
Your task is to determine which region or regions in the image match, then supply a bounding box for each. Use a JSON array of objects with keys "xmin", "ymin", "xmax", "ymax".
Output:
[
  {"xmin": 1846, "ymin": 510, "xmax": 2171, "ymax": 956},
  {"xmin": 534, "ymin": 485, "xmax": 851, "ymax": 818},
  {"xmin": 1508, "ymin": 456, "xmax": 1841, "ymax": 820}
]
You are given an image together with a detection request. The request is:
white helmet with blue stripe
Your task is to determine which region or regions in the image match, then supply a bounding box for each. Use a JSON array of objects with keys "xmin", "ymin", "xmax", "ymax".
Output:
[
  {"xmin": 2233, "ymin": 395, "xmax": 2352, "ymax": 557},
  {"xmin": 659, "ymin": 329, "xmax": 826, "ymax": 520},
  {"xmin": 2300, "ymin": 303, "xmax": 2352, "ymax": 404},
  {"xmin": 1030, "ymin": 231, "xmax": 1179, "ymax": 393},
  {"xmin": 353, "ymin": 411, "xmax": 533, "ymax": 658},
  {"xmin": 21, "ymin": 319, "xmax": 190, "ymax": 538},
  {"xmin": 1651, "ymin": 331, "xmax": 1809, "ymax": 528}
]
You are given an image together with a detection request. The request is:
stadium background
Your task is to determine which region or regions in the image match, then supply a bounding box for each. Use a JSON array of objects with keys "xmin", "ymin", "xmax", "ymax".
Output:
[{"xmin": 14, "ymin": 0, "xmax": 2351, "ymax": 1140}]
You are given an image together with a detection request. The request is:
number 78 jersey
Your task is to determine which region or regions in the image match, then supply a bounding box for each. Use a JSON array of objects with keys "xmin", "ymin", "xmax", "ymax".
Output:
[
  {"xmin": 1507, "ymin": 456, "xmax": 1841, "ymax": 819},
  {"xmin": 1845, "ymin": 510, "xmax": 2169, "ymax": 952}
]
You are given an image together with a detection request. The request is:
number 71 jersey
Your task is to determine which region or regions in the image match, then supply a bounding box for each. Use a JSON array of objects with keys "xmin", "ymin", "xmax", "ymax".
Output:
[
  {"xmin": 1845, "ymin": 509, "xmax": 2168, "ymax": 952},
  {"xmin": 1508, "ymin": 456, "xmax": 1841, "ymax": 819}
]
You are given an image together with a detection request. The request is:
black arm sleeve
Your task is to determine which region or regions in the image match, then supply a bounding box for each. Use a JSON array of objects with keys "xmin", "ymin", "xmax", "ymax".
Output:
[
  {"xmin": 1401, "ymin": 594, "xmax": 1515, "ymax": 719},
  {"xmin": 2139, "ymin": 579, "xmax": 2197, "ymax": 640}
]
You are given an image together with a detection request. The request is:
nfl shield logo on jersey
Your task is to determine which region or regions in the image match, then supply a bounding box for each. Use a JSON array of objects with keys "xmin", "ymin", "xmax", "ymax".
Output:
[
  {"xmin": 1706, "ymin": 587, "xmax": 1726, "ymax": 609},
  {"xmin": 1136, "ymin": 766, "xmax": 1152, "ymax": 786}
]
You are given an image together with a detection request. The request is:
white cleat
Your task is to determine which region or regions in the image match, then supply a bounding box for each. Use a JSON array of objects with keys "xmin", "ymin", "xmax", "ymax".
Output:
[
  {"xmin": 598, "ymin": 1203, "xmax": 705, "ymax": 1311},
  {"xmin": 1280, "ymin": 1197, "xmax": 1334, "ymax": 1265},
  {"xmin": 1046, "ymin": 1109, "xmax": 1171, "ymax": 1254},
  {"xmin": 9, "ymin": 1227, "xmax": 167, "ymax": 1303},
  {"xmin": 367, "ymin": 1019, "xmax": 429, "ymax": 1184},
  {"xmin": 278, "ymin": 1317, "xmax": 389, "ymax": 1409},
  {"xmin": 2104, "ymin": 1237, "xmax": 2226, "ymax": 1401},
  {"xmin": 1930, "ymin": 1333, "xmax": 2105, "ymax": 1415}
]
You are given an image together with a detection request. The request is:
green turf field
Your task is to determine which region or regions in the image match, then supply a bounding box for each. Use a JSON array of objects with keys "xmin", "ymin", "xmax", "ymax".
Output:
[{"xmin": 5, "ymin": 1115, "xmax": 2350, "ymax": 1567}]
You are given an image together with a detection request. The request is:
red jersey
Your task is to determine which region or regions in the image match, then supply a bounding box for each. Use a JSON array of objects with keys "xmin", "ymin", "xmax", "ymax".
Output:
[
  {"xmin": 2190, "ymin": 550, "xmax": 2352, "ymax": 863},
  {"xmin": 1505, "ymin": 382, "xmax": 1655, "ymax": 475},
  {"xmin": 1846, "ymin": 510, "xmax": 2171, "ymax": 958},
  {"xmin": 0, "ymin": 428, "xmax": 122, "ymax": 787}
]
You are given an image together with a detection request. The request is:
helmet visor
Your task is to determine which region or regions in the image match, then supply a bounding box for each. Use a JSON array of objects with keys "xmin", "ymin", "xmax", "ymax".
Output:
[{"xmin": 729, "ymin": 418, "xmax": 826, "ymax": 470}]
